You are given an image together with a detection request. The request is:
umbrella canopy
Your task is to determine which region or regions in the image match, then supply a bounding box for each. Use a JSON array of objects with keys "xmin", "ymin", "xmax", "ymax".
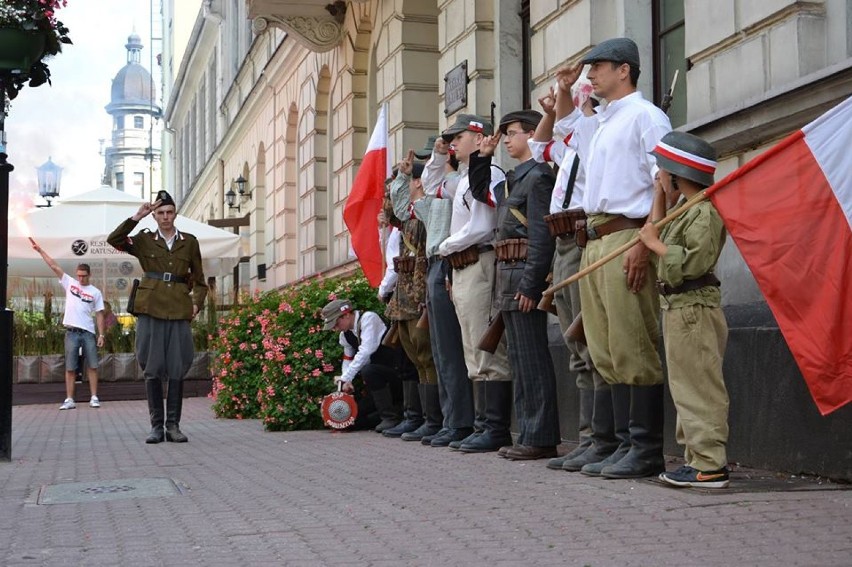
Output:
[{"xmin": 8, "ymin": 187, "xmax": 243, "ymax": 298}]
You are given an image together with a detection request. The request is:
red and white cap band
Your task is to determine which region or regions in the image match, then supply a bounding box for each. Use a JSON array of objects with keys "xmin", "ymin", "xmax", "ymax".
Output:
[
  {"xmin": 468, "ymin": 121, "xmax": 484, "ymax": 132},
  {"xmin": 653, "ymin": 141, "xmax": 717, "ymax": 174}
]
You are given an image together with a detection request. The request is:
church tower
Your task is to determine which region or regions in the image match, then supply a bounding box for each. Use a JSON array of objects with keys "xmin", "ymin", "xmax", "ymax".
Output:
[{"xmin": 103, "ymin": 32, "xmax": 162, "ymax": 199}]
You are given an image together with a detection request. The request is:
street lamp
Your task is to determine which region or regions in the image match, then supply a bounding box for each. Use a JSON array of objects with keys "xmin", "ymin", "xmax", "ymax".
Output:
[
  {"xmin": 226, "ymin": 175, "xmax": 251, "ymax": 213},
  {"xmin": 35, "ymin": 157, "xmax": 62, "ymax": 207}
]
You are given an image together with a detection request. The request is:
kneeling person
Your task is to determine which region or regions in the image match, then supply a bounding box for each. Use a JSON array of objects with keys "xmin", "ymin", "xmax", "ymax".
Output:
[{"xmin": 322, "ymin": 299, "xmax": 403, "ymax": 433}]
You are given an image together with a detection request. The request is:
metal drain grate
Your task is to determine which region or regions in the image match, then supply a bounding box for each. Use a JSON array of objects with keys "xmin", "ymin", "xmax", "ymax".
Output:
[{"xmin": 38, "ymin": 477, "xmax": 183, "ymax": 505}]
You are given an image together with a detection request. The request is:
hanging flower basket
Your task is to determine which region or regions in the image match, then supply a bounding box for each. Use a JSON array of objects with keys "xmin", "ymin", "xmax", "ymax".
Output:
[{"xmin": 0, "ymin": 28, "xmax": 46, "ymax": 72}]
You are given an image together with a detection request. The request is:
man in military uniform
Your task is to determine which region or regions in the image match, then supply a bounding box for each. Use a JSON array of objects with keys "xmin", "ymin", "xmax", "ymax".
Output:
[{"xmin": 108, "ymin": 190, "xmax": 207, "ymax": 444}]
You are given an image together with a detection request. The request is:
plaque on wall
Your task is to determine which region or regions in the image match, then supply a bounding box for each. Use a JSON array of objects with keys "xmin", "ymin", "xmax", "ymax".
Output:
[{"xmin": 444, "ymin": 61, "xmax": 469, "ymax": 116}]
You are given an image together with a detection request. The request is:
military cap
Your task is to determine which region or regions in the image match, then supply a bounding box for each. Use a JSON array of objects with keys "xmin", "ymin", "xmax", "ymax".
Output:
[
  {"xmin": 498, "ymin": 109, "xmax": 543, "ymax": 135},
  {"xmin": 321, "ymin": 298, "xmax": 354, "ymax": 331},
  {"xmin": 651, "ymin": 131, "xmax": 717, "ymax": 188},
  {"xmin": 414, "ymin": 135, "xmax": 439, "ymax": 159},
  {"xmin": 155, "ymin": 190, "xmax": 176, "ymax": 208},
  {"xmin": 581, "ymin": 37, "xmax": 640, "ymax": 68},
  {"xmin": 411, "ymin": 162, "xmax": 425, "ymax": 180},
  {"xmin": 441, "ymin": 114, "xmax": 493, "ymax": 142}
]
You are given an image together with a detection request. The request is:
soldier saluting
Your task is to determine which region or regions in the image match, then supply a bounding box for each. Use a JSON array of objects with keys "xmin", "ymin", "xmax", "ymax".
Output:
[{"xmin": 108, "ymin": 190, "xmax": 207, "ymax": 444}]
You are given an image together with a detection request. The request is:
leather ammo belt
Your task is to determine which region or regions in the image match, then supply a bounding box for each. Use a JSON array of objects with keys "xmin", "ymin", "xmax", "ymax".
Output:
[
  {"xmin": 657, "ymin": 273, "xmax": 721, "ymax": 296},
  {"xmin": 585, "ymin": 215, "xmax": 646, "ymax": 240},
  {"xmin": 495, "ymin": 238, "xmax": 528, "ymax": 263},
  {"xmin": 144, "ymin": 271, "xmax": 189, "ymax": 284},
  {"xmin": 446, "ymin": 244, "xmax": 494, "ymax": 270}
]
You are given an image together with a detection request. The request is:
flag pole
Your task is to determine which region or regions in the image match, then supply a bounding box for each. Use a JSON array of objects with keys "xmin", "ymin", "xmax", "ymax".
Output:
[{"xmin": 540, "ymin": 189, "xmax": 709, "ymax": 299}]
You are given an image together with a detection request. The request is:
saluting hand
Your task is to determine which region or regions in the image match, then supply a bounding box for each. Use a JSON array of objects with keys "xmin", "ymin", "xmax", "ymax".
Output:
[
  {"xmin": 397, "ymin": 149, "xmax": 415, "ymax": 176},
  {"xmin": 132, "ymin": 199, "xmax": 163, "ymax": 221},
  {"xmin": 538, "ymin": 86, "xmax": 556, "ymax": 115},
  {"xmin": 478, "ymin": 132, "xmax": 502, "ymax": 157},
  {"xmin": 555, "ymin": 62, "xmax": 584, "ymax": 93},
  {"xmin": 434, "ymin": 137, "xmax": 449, "ymax": 155}
]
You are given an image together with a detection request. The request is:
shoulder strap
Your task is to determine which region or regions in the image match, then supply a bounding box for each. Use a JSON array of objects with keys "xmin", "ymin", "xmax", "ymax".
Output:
[{"xmin": 561, "ymin": 154, "xmax": 581, "ymax": 210}]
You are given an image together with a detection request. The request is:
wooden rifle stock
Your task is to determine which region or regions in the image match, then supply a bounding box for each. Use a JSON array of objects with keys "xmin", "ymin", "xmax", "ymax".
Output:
[
  {"xmin": 537, "ymin": 292, "xmax": 557, "ymax": 314},
  {"xmin": 382, "ymin": 321, "xmax": 400, "ymax": 347},
  {"xmin": 416, "ymin": 308, "xmax": 429, "ymax": 330},
  {"xmin": 564, "ymin": 313, "xmax": 586, "ymax": 345},
  {"xmin": 477, "ymin": 312, "xmax": 505, "ymax": 354}
]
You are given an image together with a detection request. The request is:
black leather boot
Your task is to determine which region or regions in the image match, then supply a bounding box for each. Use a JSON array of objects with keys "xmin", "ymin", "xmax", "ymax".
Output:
[
  {"xmin": 580, "ymin": 383, "xmax": 630, "ymax": 476},
  {"xmin": 449, "ymin": 380, "xmax": 486, "ymax": 449},
  {"xmin": 383, "ymin": 380, "xmax": 424, "ymax": 437},
  {"xmin": 547, "ymin": 387, "xmax": 595, "ymax": 469},
  {"xmin": 165, "ymin": 380, "xmax": 188, "ymax": 443},
  {"xmin": 145, "ymin": 379, "xmax": 165, "ymax": 444},
  {"xmin": 601, "ymin": 384, "xmax": 665, "ymax": 478},
  {"xmin": 402, "ymin": 384, "xmax": 443, "ymax": 441},
  {"xmin": 371, "ymin": 385, "xmax": 402, "ymax": 433},
  {"xmin": 560, "ymin": 384, "xmax": 619, "ymax": 471},
  {"xmin": 459, "ymin": 381, "xmax": 514, "ymax": 453}
]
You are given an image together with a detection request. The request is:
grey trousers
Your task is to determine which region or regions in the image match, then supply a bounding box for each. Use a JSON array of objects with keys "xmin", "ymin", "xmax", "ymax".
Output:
[
  {"xmin": 426, "ymin": 257, "xmax": 474, "ymax": 429},
  {"xmin": 136, "ymin": 315, "xmax": 194, "ymax": 383}
]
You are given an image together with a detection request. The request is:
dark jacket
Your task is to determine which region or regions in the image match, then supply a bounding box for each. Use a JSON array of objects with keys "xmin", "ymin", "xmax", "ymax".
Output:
[
  {"xmin": 469, "ymin": 151, "xmax": 556, "ymax": 307},
  {"xmin": 108, "ymin": 218, "xmax": 207, "ymax": 320}
]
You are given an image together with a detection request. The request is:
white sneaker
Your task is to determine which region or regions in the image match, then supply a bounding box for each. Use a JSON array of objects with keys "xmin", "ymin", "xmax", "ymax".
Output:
[
  {"xmin": 89, "ymin": 395, "xmax": 101, "ymax": 408},
  {"xmin": 60, "ymin": 398, "xmax": 76, "ymax": 410}
]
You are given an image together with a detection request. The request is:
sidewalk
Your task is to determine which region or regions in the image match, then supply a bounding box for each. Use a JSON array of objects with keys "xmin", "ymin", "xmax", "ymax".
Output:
[{"xmin": 1, "ymin": 398, "xmax": 850, "ymax": 566}]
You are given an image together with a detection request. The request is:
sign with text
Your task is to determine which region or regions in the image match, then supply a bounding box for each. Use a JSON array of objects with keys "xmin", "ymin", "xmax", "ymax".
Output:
[{"xmin": 444, "ymin": 61, "xmax": 469, "ymax": 116}]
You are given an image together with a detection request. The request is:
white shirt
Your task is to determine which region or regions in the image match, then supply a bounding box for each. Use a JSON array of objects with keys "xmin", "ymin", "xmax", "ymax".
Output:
[
  {"xmin": 157, "ymin": 228, "xmax": 179, "ymax": 250},
  {"xmin": 60, "ymin": 273, "xmax": 105, "ymax": 333},
  {"xmin": 529, "ymin": 136, "xmax": 586, "ymax": 214},
  {"xmin": 561, "ymin": 91, "xmax": 671, "ymax": 217},
  {"xmin": 378, "ymin": 227, "xmax": 400, "ymax": 297},
  {"xmin": 437, "ymin": 161, "xmax": 505, "ymax": 256},
  {"xmin": 338, "ymin": 311, "xmax": 387, "ymax": 383}
]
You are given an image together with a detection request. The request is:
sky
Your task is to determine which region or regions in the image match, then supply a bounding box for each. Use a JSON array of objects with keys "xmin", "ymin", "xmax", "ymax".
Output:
[{"xmin": 5, "ymin": 0, "xmax": 158, "ymax": 207}]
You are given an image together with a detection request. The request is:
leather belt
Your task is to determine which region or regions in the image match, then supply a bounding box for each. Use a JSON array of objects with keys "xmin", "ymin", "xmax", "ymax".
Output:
[
  {"xmin": 657, "ymin": 273, "xmax": 721, "ymax": 296},
  {"xmin": 586, "ymin": 215, "xmax": 646, "ymax": 240},
  {"xmin": 65, "ymin": 327, "xmax": 88, "ymax": 333},
  {"xmin": 495, "ymin": 238, "xmax": 528, "ymax": 263},
  {"xmin": 144, "ymin": 271, "xmax": 188, "ymax": 284}
]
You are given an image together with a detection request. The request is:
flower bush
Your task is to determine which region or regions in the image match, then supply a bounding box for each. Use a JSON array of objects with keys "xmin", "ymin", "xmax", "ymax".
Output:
[
  {"xmin": 209, "ymin": 272, "xmax": 383, "ymax": 431},
  {"xmin": 0, "ymin": 0, "xmax": 72, "ymax": 104}
]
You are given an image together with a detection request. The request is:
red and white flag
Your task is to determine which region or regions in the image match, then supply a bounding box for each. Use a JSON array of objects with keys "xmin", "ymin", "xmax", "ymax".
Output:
[
  {"xmin": 706, "ymin": 96, "xmax": 852, "ymax": 415},
  {"xmin": 343, "ymin": 106, "xmax": 390, "ymax": 287}
]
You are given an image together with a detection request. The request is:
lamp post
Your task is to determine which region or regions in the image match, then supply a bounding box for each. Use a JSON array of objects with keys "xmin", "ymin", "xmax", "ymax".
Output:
[
  {"xmin": 35, "ymin": 157, "xmax": 62, "ymax": 207},
  {"xmin": 0, "ymin": 105, "xmax": 14, "ymax": 461}
]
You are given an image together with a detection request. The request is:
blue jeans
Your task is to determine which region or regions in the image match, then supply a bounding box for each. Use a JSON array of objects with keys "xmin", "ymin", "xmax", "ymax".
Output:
[{"xmin": 65, "ymin": 329, "xmax": 98, "ymax": 371}]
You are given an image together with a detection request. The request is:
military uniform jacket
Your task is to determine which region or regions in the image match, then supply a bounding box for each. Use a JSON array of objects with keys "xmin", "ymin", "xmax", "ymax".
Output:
[
  {"xmin": 108, "ymin": 218, "xmax": 208, "ymax": 320},
  {"xmin": 469, "ymin": 151, "xmax": 556, "ymax": 308},
  {"xmin": 658, "ymin": 198, "xmax": 726, "ymax": 310}
]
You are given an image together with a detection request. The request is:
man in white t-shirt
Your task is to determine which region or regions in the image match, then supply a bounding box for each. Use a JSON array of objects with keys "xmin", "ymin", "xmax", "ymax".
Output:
[{"xmin": 31, "ymin": 238, "xmax": 106, "ymax": 410}]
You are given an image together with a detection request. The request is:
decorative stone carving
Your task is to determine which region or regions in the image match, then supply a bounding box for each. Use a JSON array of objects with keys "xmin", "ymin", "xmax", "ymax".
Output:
[{"xmin": 252, "ymin": 10, "xmax": 345, "ymax": 53}]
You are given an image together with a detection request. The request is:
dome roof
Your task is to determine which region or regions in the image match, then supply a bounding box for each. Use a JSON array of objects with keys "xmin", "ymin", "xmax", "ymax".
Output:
[{"xmin": 110, "ymin": 63, "xmax": 156, "ymax": 105}]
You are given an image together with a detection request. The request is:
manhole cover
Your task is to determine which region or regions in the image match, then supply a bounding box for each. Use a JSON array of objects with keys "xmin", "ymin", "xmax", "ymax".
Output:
[{"xmin": 38, "ymin": 477, "xmax": 183, "ymax": 505}]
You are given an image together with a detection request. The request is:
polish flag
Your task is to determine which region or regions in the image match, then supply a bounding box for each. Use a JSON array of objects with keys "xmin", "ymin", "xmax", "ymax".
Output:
[
  {"xmin": 706, "ymin": 96, "xmax": 852, "ymax": 415},
  {"xmin": 343, "ymin": 106, "xmax": 390, "ymax": 287}
]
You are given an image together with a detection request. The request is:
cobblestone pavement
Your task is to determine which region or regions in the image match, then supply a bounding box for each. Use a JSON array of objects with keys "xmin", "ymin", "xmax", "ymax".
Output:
[{"xmin": 1, "ymin": 398, "xmax": 850, "ymax": 566}]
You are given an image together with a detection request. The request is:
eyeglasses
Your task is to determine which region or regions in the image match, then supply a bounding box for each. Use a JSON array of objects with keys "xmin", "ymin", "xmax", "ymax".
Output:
[{"xmin": 504, "ymin": 130, "xmax": 530, "ymax": 139}]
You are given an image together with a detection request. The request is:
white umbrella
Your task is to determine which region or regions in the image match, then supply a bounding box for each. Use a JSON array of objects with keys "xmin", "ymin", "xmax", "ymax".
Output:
[{"xmin": 8, "ymin": 186, "xmax": 243, "ymax": 299}]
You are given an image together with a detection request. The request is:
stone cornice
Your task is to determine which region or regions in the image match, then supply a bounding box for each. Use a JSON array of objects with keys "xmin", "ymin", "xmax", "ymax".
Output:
[{"xmin": 248, "ymin": 0, "xmax": 361, "ymax": 53}]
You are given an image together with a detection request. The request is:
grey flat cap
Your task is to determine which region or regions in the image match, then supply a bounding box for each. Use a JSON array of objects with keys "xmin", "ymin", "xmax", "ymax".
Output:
[
  {"xmin": 581, "ymin": 37, "xmax": 640, "ymax": 68},
  {"xmin": 321, "ymin": 298, "xmax": 353, "ymax": 331},
  {"xmin": 414, "ymin": 135, "xmax": 438, "ymax": 159}
]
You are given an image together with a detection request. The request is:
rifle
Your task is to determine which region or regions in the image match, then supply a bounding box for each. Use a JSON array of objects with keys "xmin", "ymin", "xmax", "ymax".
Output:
[
  {"xmin": 416, "ymin": 307, "xmax": 429, "ymax": 330},
  {"xmin": 381, "ymin": 321, "xmax": 400, "ymax": 348},
  {"xmin": 660, "ymin": 69, "xmax": 679, "ymax": 114},
  {"xmin": 564, "ymin": 312, "xmax": 586, "ymax": 345},
  {"xmin": 477, "ymin": 312, "xmax": 505, "ymax": 354},
  {"xmin": 127, "ymin": 279, "xmax": 140, "ymax": 316}
]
